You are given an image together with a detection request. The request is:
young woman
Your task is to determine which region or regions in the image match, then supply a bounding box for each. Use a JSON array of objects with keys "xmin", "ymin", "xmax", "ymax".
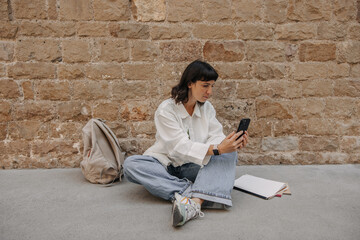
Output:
[{"xmin": 123, "ymin": 60, "xmax": 249, "ymax": 227}]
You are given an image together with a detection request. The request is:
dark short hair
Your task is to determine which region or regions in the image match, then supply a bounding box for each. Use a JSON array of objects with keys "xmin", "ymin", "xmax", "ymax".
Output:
[{"xmin": 171, "ymin": 60, "xmax": 218, "ymax": 104}]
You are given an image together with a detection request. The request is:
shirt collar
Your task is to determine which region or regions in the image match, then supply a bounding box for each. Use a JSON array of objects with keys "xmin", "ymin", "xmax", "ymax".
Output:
[{"xmin": 176, "ymin": 101, "xmax": 202, "ymax": 119}]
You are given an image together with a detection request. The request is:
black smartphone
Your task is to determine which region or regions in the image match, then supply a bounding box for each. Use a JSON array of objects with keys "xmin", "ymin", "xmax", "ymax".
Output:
[{"xmin": 236, "ymin": 118, "xmax": 250, "ymax": 140}]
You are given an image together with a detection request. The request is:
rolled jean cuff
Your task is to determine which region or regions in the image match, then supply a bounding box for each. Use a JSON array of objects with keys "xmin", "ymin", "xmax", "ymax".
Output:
[
  {"xmin": 191, "ymin": 190, "xmax": 232, "ymax": 207},
  {"xmin": 171, "ymin": 181, "xmax": 192, "ymax": 201}
]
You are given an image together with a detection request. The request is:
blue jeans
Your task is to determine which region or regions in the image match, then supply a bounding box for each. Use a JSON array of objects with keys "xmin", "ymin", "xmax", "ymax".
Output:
[{"xmin": 123, "ymin": 152, "xmax": 237, "ymax": 208}]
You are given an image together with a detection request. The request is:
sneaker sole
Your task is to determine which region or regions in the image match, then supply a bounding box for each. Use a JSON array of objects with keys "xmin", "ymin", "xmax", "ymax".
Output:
[{"xmin": 172, "ymin": 202, "xmax": 184, "ymax": 227}]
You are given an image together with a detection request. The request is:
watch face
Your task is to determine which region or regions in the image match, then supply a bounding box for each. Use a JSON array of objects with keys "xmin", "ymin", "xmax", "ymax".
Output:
[{"xmin": 213, "ymin": 149, "xmax": 219, "ymax": 155}]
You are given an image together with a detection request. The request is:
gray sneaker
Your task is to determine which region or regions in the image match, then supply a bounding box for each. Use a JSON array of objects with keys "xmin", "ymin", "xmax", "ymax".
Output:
[{"xmin": 172, "ymin": 192, "xmax": 204, "ymax": 227}]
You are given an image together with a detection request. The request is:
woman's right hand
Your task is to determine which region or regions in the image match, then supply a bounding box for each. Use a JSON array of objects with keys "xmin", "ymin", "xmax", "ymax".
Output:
[{"xmin": 218, "ymin": 131, "xmax": 248, "ymax": 154}]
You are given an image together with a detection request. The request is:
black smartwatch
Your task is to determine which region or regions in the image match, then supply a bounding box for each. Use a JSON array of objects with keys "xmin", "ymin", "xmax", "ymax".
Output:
[{"xmin": 213, "ymin": 144, "xmax": 220, "ymax": 155}]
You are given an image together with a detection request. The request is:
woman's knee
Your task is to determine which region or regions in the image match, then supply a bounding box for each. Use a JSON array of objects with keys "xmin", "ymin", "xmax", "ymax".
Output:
[{"xmin": 123, "ymin": 155, "xmax": 142, "ymax": 175}]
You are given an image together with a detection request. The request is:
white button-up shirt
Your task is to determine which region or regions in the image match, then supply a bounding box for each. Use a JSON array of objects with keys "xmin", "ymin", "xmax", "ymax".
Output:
[{"xmin": 144, "ymin": 98, "xmax": 225, "ymax": 167}]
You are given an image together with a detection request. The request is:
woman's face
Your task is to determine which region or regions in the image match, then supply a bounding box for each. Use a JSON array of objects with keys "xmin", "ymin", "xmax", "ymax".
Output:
[{"xmin": 188, "ymin": 80, "xmax": 216, "ymax": 103}]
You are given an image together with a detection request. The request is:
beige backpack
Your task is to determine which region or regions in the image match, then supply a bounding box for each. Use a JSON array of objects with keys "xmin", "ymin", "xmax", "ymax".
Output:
[{"xmin": 80, "ymin": 119, "xmax": 125, "ymax": 184}]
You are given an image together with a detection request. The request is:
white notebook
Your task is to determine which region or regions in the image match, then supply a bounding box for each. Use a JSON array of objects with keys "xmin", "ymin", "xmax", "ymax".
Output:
[{"xmin": 234, "ymin": 174, "xmax": 288, "ymax": 199}]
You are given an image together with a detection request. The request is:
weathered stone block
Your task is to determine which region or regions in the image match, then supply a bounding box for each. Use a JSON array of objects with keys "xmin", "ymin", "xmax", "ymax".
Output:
[
  {"xmin": 0, "ymin": 41, "xmax": 14, "ymax": 61},
  {"xmin": 31, "ymin": 140, "xmax": 80, "ymax": 167},
  {"xmin": 334, "ymin": 80, "xmax": 360, "ymax": 97},
  {"xmin": 336, "ymin": 119, "xmax": 360, "ymax": 136},
  {"xmin": 261, "ymin": 136, "xmax": 299, "ymax": 152},
  {"xmin": 0, "ymin": 101, "xmax": 11, "ymax": 122},
  {"xmin": 106, "ymin": 121, "xmax": 129, "ymax": 138},
  {"xmin": 203, "ymin": 0, "xmax": 231, "ymax": 22},
  {"xmin": 341, "ymin": 137, "xmax": 360, "ymax": 153},
  {"xmin": 317, "ymin": 22, "xmax": 347, "ymax": 40},
  {"xmin": 204, "ymin": 41, "xmax": 244, "ymax": 62},
  {"xmin": 319, "ymin": 152, "xmax": 350, "ymax": 164},
  {"xmin": 15, "ymin": 39, "xmax": 61, "ymax": 62},
  {"xmin": 300, "ymin": 136, "xmax": 339, "ymax": 152},
  {"xmin": 8, "ymin": 121, "xmax": 48, "ymax": 140},
  {"xmin": 58, "ymin": 64, "xmax": 85, "ymax": 80},
  {"xmin": 77, "ymin": 22, "xmax": 109, "ymax": 37},
  {"xmin": 150, "ymin": 25, "xmax": 191, "ymax": 40},
  {"xmin": 123, "ymin": 63, "xmax": 156, "ymax": 80},
  {"xmin": 293, "ymin": 98, "xmax": 325, "ymax": 119},
  {"xmin": 21, "ymin": 81, "xmax": 34, "ymax": 100},
  {"xmin": 167, "ymin": 0, "xmax": 202, "ymax": 22},
  {"xmin": 337, "ymin": 41, "xmax": 360, "ymax": 63},
  {"xmin": 96, "ymin": 39, "xmax": 129, "ymax": 62},
  {"xmin": 325, "ymin": 98, "xmax": 358, "ymax": 119},
  {"xmin": 36, "ymin": 81, "xmax": 71, "ymax": 101},
  {"xmin": 0, "ymin": 80, "xmax": 19, "ymax": 99},
  {"xmin": 0, "ymin": 21, "xmax": 18, "ymax": 39},
  {"xmin": 333, "ymin": 0, "xmax": 357, "ymax": 22},
  {"xmin": 0, "ymin": 122, "xmax": 6, "ymax": 140},
  {"xmin": 299, "ymin": 43, "xmax": 336, "ymax": 62},
  {"xmin": 50, "ymin": 122, "xmax": 82, "ymax": 140},
  {"xmin": 287, "ymin": 0, "xmax": 331, "ymax": 21},
  {"xmin": 73, "ymin": 81, "xmax": 110, "ymax": 100},
  {"xmin": 273, "ymin": 120, "xmax": 307, "ymax": 137},
  {"xmin": 57, "ymin": 101, "xmax": 91, "ymax": 121},
  {"xmin": 93, "ymin": 102, "xmax": 120, "ymax": 121},
  {"xmin": 131, "ymin": 40, "xmax": 159, "ymax": 61},
  {"xmin": 231, "ymin": 0, "xmax": 261, "ymax": 21},
  {"xmin": 161, "ymin": 41, "xmax": 202, "ymax": 62},
  {"xmin": 349, "ymin": 24, "xmax": 360, "ymax": 39},
  {"xmin": 0, "ymin": 63, "xmax": 4, "ymax": 77},
  {"xmin": 301, "ymin": 80, "xmax": 333, "ymax": 97},
  {"xmin": 292, "ymin": 63, "xmax": 349, "ymax": 80},
  {"xmin": 214, "ymin": 63, "xmax": 252, "ymax": 79},
  {"xmin": 213, "ymin": 81, "xmax": 237, "ymax": 99},
  {"xmin": 62, "ymin": 40, "xmax": 91, "ymax": 63},
  {"xmin": 85, "ymin": 64, "xmax": 122, "ymax": 80},
  {"xmin": 0, "ymin": 0, "xmax": 8, "ymax": 21},
  {"xmin": 306, "ymin": 118, "xmax": 337, "ymax": 136},
  {"xmin": 253, "ymin": 63, "xmax": 287, "ymax": 80},
  {"xmin": 193, "ymin": 24, "xmax": 236, "ymax": 39},
  {"xmin": 248, "ymin": 120, "xmax": 272, "ymax": 138},
  {"xmin": 2, "ymin": 140, "xmax": 31, "ymax": 156},
  {"xmin": 246, "ymin": 42, "xmax": 285, "ymax": 62},
  {"xmin": 256, "ymin": 98, "xmax": 292, "ymax": 120},
  {"xmin": 93, "ymin": 0, "xmax": 130, "ymax": 21},
  {"xmin": 59, "ymin": 0, "xmax": 92, "ymax": 20},
  {"xmin": 275, "ymin": 23, "xmax": 316, "ymax": 40},
  {"xmin": 120, "ymin": 100, "xmax": 153, "ymax": 121},
  {"xmin": 263, "ymin": 80, "xmax": 302, "ymax": 99},
  {"xmin": 236, "ymin": 81, "xmax": 262, "ymax": 99},
  {"xmin": 12, "ymin": 0, "xmax": 47, "ymax": 19},
  {"xmin": 351, "ymin": 64, "xmax": 360, "ymax": 77},
  {"xmin": 131, "ymin": 0, "xmax": 165, "ymax": 22},
  {"xmin": 264, "ymin": 0, "xmax": 287, "ymax": 23},
  {"xmin": 8, "ymin": 62, "xmax": 56, "ymax": 79},
  {"xmin": 237, "ymin": 23, "xmax": 274, "ymax": 40},
  {"xmin": 47, "ymin": 0, "xmax": 58, "ymax": 20},
  {"xmin": 112, "ymin": 81, "xmax": 147, "ymax": 100},
  {"xmin": 212, "ymin": 100, "xmax": 256, "ymax": 121},
  {"xmin": 19, "ymin": 21, "xmax": 76, "ymax": 37},
  {"xmin": 109, "ymin": 23, "xmax": 150, "ymax": 39},
  {"xmin": 12, "ymin": 102, "xmax": 55, "ymax": 121},
  {"xmin": 130, "ymin": 121, "xmax": 156, "ymax": 138}
]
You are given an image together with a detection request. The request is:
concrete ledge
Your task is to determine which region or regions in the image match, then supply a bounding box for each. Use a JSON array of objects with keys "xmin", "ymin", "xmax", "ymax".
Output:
[{"xmin": 1, "ymin": 165, "xmax": 360, "ymax": 240}]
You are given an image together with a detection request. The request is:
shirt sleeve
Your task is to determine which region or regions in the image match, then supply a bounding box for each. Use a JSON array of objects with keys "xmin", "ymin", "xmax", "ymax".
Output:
[
  {"xmin": 205, "ymin": 104, "xmax": 226, "ymax": 145},
  {"xmin": 155, "ymin": 110, "xmax": 210, "ymax": 166}
]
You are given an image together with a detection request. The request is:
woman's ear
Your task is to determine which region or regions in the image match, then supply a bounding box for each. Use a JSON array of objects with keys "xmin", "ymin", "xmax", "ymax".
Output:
[{"xmin": 188, "ymin": 82, "xmax": 193, "ymax": 89}]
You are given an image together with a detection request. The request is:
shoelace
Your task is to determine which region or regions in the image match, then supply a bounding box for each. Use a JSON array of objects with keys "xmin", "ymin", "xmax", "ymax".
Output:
[{"xmin": 181, "ymin": 197, "xmax": 205, "ymax": 220}]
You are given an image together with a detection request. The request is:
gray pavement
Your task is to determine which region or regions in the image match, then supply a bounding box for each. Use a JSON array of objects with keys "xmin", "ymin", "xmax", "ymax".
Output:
[{"xmin": 1, "ymin": 164, "xmax": 360, "ymax": 240}]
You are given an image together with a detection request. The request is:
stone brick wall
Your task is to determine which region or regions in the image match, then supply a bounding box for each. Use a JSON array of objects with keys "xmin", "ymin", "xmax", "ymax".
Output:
[{"xmin": 0, "ymin": 0, "xmax": 359, "ymax": 169}]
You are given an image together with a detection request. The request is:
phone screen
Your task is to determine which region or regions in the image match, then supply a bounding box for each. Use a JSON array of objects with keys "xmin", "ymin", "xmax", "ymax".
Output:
[{"xmin": 236, "ymin": 118, "xmax": 250, "ymax": 140}]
